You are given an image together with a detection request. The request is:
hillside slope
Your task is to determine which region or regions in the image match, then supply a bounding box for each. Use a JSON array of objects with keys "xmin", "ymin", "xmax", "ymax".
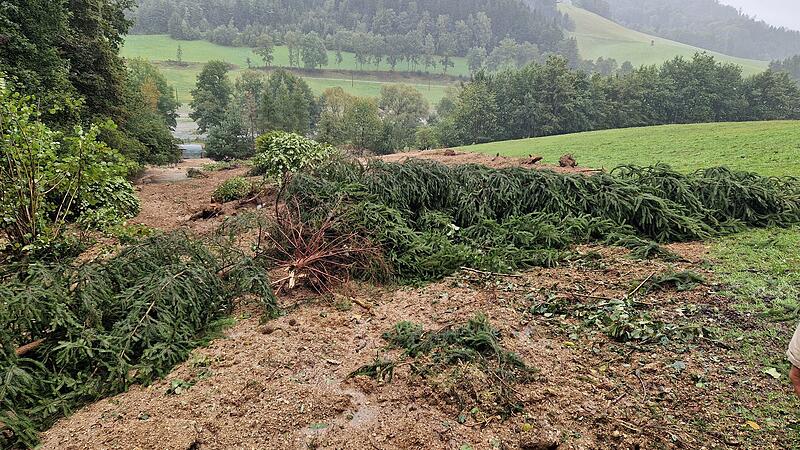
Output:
[
  {"xmin": 121, "ymin": 35, "xmax": 452, "ymax": 104},
  {"xmin": 561, "ymin": 4, "xmax": 768, "ymax": 75},
  {"xmin": 459, "ymin": 121, "xmax": 800, "ymax": 177}
]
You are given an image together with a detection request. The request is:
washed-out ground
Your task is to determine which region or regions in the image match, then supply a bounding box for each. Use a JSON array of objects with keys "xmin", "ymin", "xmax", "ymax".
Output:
[{"xmin": 41, "ymin": 153, "xmax": 799, "ymax": 449}]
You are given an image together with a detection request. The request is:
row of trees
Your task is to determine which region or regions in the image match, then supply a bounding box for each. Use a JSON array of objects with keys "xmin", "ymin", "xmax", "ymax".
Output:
[
  {"xmin": 435, "ymin": 53, "xmax": 800, "ymax": 146},
  {"xmin": 0, "ymin": 0, "xmax": 180, "ymax": 167},
  {"xmin": 190, "ymin": 62, "xmax": 431, "ymax": 159},
  {"xmin": 605, "ymin": 0, "xmax": 800, "ymax": 61},
  {"xmin": 131, "ymin": 0, "xmax": 571, "ymax": 60},
  {"xmin": 193, "ymin": 52, "xmax": 800, "ymax": 157},
  {"xmin": 246, "ymin": 30, "xmax": 631, "ymax": 79}
]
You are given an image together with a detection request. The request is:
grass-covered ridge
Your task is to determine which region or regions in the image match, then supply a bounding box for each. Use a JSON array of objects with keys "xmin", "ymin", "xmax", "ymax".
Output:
[
  {"xmin": 560, "ymin": 4, "xmax": 768, "ymax": 75},
  {"xmin": 459, "ymin": 121, "xmax": 800, "ymax": 177}
]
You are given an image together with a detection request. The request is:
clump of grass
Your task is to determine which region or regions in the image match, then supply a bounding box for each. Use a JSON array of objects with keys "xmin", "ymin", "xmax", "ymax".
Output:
[
  {"xmin": 212, "ymin": 177, "xmax": 256, "ymax": 203},
  {"xmin": 351, "ymin": 314, "xmax": 534, "ymax": 420},
  {"xmin": 711, "ymin": 226, "xmax": 800, "ymax": 321}
]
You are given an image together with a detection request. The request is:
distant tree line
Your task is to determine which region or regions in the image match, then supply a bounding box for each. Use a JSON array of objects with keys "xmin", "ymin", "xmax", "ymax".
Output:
[
  {"xmin": 192, "ymin": 63, "xmax": 431, "ymax": 159},
  {"xmin": 603, "ymin": 0, "xmax": 800, "ymax": 61},
  {"xmin": 193, "ymin": 53, "xmax": 800, "ymax": 157},
  {"xmin": 434, "ymin": 53, "xmax": 800, "ymax": 147},
  {"xmin": 130, "ymin": 0, "xmax": 580, "ymax": 69}
]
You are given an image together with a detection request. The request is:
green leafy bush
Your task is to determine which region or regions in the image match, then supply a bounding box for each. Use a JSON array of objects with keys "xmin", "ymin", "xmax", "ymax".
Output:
[
  {"xmin": 77, "ymin": 177, "xmax": 141, "ymax": 230},
  {"xmin": 204, "ymin": 109, "xmax": 254, "ymax": 161},
  {"xmin": 0, "ymin": 79, "xmax": 140, "ymax": 258},
  {"xmin": 202, "ymin": 160, "xmax": 246, "ymax": 171},
  {"xmin": 251, "ymin": 131, "xmax": 331, "ymax": 179},
  {"xmin": 212, "ymin": 177, "xmax": 255, "ymax": 203}
]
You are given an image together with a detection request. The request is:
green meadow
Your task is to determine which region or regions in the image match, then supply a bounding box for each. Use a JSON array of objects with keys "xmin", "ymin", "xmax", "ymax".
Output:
[
  {"xmin": 122, "ymin": 34, "xmax": 459, "ymax": 103},
  {"xmin": 460, "ymin": 121, "xmax": 800, "ymax": 177}
]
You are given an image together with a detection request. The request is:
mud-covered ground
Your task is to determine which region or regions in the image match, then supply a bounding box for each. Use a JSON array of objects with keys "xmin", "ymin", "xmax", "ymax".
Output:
[{"xmin": 40, "ymin": 154, "xmax": 798, "ymax": 449}]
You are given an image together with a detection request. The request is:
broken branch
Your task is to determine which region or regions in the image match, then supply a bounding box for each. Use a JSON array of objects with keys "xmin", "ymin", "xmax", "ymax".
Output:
[{"xmin": 15, "ymin": 338, "xmax": 45, "ymax": 357}]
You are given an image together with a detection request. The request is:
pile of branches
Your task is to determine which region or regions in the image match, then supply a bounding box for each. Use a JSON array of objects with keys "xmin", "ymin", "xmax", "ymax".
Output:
[
  {"xmin": 0, "ymin": 233, "xmax": 278, "ymax": 449},
  {"xmin": 283, "ymin": 157, "xmax": 799, "ymax": 283},
  {"xmin": 350, "ymin": 315, "xmax": 534, "ymax": 421}
]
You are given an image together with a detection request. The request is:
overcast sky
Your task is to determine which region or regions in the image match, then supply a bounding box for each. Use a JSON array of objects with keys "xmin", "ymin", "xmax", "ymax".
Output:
[{"xmin": 718, "ymin": 0, "xmax": 800, "ymax": 31}]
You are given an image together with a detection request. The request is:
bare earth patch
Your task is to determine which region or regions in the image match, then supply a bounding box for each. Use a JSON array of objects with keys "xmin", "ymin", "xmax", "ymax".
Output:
[
  {"xmin": 380, "ymin": 149, "xmax": 599, "ymax": 173},
  {"xmin": 132, "ymin": 159, "xmax": 258, "ymax": 234}
]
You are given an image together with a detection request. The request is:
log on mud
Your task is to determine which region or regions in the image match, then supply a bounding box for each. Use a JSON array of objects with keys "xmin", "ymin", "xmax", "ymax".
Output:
[
  {"xmin": 523, "ymin": 155, "xmax": 544, "ymax": 165},
  {"xmin": 190, "ymin": 206, "xmax": 223, "ymax": 221}
]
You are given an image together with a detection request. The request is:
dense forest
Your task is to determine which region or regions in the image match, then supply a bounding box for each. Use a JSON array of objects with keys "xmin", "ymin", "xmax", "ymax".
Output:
[
  {"xmin": 594, "ymin": 0, "xmax": 800, "ymax": 61},
  {"xmin": 129, "ymin": 0, "xmax": 577, "ymax": 62},
  {"xmin": 0, "ymin": 0, "xmax": 179, "ymax": 167}
]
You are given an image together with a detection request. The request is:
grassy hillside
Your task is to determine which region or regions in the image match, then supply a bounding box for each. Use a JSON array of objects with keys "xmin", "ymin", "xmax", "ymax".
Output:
[
  {"xmin": 560, "ymin": 4, "xmax": 768, "ymax": 76},
  {"xmin": 459, "ymin": 121, "xmax": 800, "ymax": 177},
  {"xmin": 123, "ymin": 35, "xmax": 470, "ymax": 76},
  {"xmin": 122, "ymin": 35, "xmax": 458, "ymax": 103}
]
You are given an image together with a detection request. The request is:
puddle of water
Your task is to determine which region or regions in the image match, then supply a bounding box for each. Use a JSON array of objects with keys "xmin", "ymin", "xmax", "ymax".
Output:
[{"xmin": 179, "ymin": 144, "xmax": 204, "ymax": 159}]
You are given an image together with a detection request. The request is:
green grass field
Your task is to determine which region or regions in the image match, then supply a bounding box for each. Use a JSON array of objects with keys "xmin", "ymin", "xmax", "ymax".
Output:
[
  {"xmin": 460, "ymin": 121, "xmax": 800, "ymax": 177},
  {"xmin": 156, "ymin": 62, "xmax": 447, "ymax": 104},
  {"xmin": 122, "ymin": 35, "xmax": 458, "ymax": 104},
  {"xmin": 560, "ymin": 4, "xmax": 768, "ymax": 76},
  {"xmin": 123, "ymin": 35, "xmax": 470, "ymax": 76}
]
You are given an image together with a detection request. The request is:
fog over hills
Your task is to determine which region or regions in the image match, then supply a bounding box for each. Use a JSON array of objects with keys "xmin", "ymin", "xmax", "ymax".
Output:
[{"xmin": 720, "ymin": 0, "xmax": 800, "ymax": 31}]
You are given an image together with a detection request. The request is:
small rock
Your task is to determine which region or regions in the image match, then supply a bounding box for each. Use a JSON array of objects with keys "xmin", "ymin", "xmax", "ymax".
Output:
[
  {"xmin": 288, "ymin": 319, "xmax": 298, "ymax": 326},
  {"xmin": 519, "ymin": 438, "xmax": 559, "ymax": 450}
]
